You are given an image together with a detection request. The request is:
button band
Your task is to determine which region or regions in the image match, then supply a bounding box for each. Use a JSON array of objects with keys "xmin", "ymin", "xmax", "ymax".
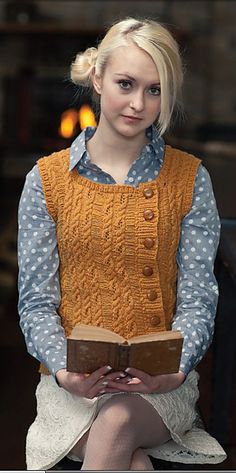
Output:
[
  {"xmin": 143, "ymin": 209, "xmax": 154, "ymax": 220},
  {"xmin": 143, "ymin": 188, "xmax": 154, "ymax": 198},
  {"xmin": 150, "ymin": 316, "xmax": 160, "ymax": 327},
  {"xmin": 142, "ymin": 266, "xmax": 153, "ymax": 276},
  {"xmin": 147, "ymin": 289, "xmax": 157, "ymax": 301},
  {"xmin": 144, "ymin": 238, "xmax": 155, "ymax": 249}
]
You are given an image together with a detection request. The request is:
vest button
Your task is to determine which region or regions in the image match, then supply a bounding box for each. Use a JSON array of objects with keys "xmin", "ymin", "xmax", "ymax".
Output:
[
  {"xmin": 144, "ymin": 238, "xmax": 155, "ymax": 249},
  {"xmin": 150, "ymin": 316, "xmax": 160, "ymax": 327},
  {"xmin": 143, "ymin": 209, "xmax": 154, "ymax": 220},
  {"xmin": 142, "ymin": 265, "xmax": 153, "ymax": 276},
  {"xmin": 143, "ymin": 188, "xmax": 154, "ymax": 198},
  {"xmin": 147, "ymin": 289, "xmax": 157, "ymax": 301}
]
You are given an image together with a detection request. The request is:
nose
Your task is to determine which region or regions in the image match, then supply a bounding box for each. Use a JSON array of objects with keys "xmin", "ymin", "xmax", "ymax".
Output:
[{"xmin": 130, "ymin": 91, "xmax": 145, "ymax": 112}]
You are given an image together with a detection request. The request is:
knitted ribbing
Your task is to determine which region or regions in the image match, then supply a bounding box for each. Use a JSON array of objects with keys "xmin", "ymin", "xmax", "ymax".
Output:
[{"xmin": 37, "ymin": 145, "xmax": 201, "ymax": 375}]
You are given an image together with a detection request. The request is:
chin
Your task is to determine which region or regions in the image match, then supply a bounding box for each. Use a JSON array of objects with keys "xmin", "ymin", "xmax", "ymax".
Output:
[{"xmin": 117, "ymin": 125, "xmax": 145, "ymax": 138}]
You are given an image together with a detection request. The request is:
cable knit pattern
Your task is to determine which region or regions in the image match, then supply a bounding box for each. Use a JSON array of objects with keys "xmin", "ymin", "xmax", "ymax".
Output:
[
  {"xmin": 37, "ymin": 145, "xmax": 201, "ymax": 375},
  {"xmin": 157, "ymin": 147, "xmax": 201, "ymax": 323},
  {"xmin": 26, "ymin": 371, "xmax": 226, "ymax": 470}
]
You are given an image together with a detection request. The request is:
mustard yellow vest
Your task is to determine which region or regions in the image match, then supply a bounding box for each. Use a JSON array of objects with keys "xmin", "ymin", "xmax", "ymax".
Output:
[{"xmin": 37, "ymin": 145, "xmax": 201, "ymax": 374}]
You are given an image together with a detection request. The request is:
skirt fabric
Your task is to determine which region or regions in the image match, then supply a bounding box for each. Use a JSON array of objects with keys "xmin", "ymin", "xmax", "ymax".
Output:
[{"xmin": 26, "ymin": 370, "xmax": 226, "ymax": 470}]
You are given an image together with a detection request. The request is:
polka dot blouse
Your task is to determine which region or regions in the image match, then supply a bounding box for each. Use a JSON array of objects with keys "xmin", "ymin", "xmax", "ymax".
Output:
[{"xmin": 18, "ymin": 126, "xmax": 221, "ymax": 377}]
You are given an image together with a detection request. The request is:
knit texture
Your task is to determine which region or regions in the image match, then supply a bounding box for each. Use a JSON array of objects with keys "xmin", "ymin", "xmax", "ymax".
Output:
[
  {"xmin": 37, "ymin": 145, "xmax": 201, "ymax": 375},
  {"xmin": 26, "ymin": 371, "xmax": 226, "ymax": 470}
]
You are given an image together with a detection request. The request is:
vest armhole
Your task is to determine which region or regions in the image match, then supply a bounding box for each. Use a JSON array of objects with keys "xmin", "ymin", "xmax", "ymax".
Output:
[
  {"xmin": 37, "ymin": 157, "xmax": 58, "ymax": 222},
  {"xmin": 181, "ymin": 157, "xmax": 202, "ymax": 218}
]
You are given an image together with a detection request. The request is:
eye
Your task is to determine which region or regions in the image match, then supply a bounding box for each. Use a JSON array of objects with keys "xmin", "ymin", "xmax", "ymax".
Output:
[
  {"xmin": 118, "ymin": 79, "xmax": 132, "ymax": 90},
  {"xmin": 149, "ymin": 87, "xmax": 161, "ymax": 96}
]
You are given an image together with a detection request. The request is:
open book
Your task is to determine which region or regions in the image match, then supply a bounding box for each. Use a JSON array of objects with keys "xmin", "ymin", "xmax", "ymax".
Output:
[{"xmin": 67, "ymin": 324, "xmax": 183, "ymax": 375}]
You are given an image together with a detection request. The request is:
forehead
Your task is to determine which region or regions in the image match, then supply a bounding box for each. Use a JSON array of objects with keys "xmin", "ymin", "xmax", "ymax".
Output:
[{"xmin": 106, "ymin": 44, "xmax": 160, "ymax": 81}]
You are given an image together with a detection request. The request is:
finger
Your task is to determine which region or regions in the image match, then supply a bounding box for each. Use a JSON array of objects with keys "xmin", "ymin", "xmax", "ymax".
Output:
[
  {"xmin": 85, "ymin": 365, "xmax": 113, "ymax": 388},
  {"xmin": 89, "ymin": 373, "xmax": 113, "ymax": 398},
  {"xmin": 111, "ymin": 376, "xmax": 133, "ymax": 384},
  {"xmin": 98, "ymin": 387, "xmax": 127, "ymax": 395},
  {"xmin": 125, "ymin": 367, "xmax": 150, "ymax": 382},
  {"xmin": 104, "ymin": 371, "xmax": 128, "ymax": 381},
  {"xmin": 105, "ymin": 379, "xmax": 145, "ymax": 393},
  {"xmin": 125, "ymin": 377, "xmax": 141, "ymax": 384}
]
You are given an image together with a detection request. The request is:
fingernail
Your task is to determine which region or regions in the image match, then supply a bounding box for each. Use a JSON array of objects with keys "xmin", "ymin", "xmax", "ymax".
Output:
[
  {"xmin": 125, "ymin": 367, "xmax": 131, "ymax": 373},
  {"xmin": 106, "ymin": 365, "xmax": 112, "ymax": 371},
  {"xmin": 102, "ymin": 380, "xmax": 108, "ymax": 386},
  {"xmin": 119, "ymin": 372, "xmax": 126, "ymax": 377},
  {"xmin": 99, "ymin": 389, "xmax": 105, "ymax": 394}
]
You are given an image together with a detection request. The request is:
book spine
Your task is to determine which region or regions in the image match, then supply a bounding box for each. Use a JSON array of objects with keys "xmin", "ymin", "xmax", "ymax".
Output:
[{"xmin": 117, "ymin": 344, "xmax": 130, "ymax": 371}]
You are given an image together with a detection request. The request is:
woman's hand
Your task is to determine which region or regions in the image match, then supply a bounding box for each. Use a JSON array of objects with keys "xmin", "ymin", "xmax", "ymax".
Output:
[
  {"xmin": 100, "ymin": 368, "xmax": 186, "ymax": 395},
  {"xmin": 55, "ymin": 366, "xmax": 131, "ymax": 399}
]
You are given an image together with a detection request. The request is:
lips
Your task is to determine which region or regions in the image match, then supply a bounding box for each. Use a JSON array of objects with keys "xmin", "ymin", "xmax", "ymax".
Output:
[{"xmin": 122, "ymin": 115, "xmax": 142, "ymax": 120}]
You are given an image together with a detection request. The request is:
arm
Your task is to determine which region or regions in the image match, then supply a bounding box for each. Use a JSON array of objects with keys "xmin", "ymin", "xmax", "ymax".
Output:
[
  {"xmin": 18, "ymin": 165, "xmax": 131, "ymax": 396},
  {"xmin": 172, "ymin": 163, "xmax": 220, "ymax": 374},
  {"xmin": 18, "ymin": 164, "xmax": 66, "ymax": 376},
  {"xmin": 101, "ymin": 164, "xmax": 220, "ymax": 394}
]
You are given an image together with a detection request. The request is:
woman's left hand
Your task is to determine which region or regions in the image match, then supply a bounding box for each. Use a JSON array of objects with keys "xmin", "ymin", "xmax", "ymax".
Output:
[{"xmin": 101, "ymin": 368, "xmax": 186, "ymax": 395}]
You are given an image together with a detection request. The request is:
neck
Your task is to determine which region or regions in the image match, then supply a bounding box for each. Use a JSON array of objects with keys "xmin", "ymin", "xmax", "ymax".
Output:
[{"xmin": 87, "ymin": 116, "xmax": 148, "ymax": 167}]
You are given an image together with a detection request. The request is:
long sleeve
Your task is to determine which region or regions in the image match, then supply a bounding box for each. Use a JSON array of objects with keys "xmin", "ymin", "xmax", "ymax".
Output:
[
  {"xmin": 18, "ymin": 165, "xmax": 67, "ymax": 376},
  {"xmin": 172, "ymin": 164, "xmax": 221, "ymax": 374},
  {"xmin": 18, "ymin": 136, "xmax": 220, "ymax": 377}
]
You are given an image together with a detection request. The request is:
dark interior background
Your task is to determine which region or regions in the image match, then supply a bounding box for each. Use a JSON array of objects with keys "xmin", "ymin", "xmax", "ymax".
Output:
[{"xmin": 0, "ymin": 0, "xmax": 236, "ymax": 470}]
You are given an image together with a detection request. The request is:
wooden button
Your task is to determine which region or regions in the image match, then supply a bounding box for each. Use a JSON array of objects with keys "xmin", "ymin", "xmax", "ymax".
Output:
[
  {"xmin": 150, "ymin": 316, "xmax": 160, "ymax": 327},
  {"xmin": 147, "ymin": 289, "xmax": 157, "ymax": 301},
  {"xmin": 144, "ymin": 238, "xmax": 155, "ymax": 249},
  {"xmin": 142, "ymin": 266, "xmax": 153, "ymax": 276},
  {"xmin": 143, "ymin": 209, "xmax": 154, "ymax": 220},
  {"xmin": 143, "ymin": 188, "xmax": 154, "ymax": 198}
]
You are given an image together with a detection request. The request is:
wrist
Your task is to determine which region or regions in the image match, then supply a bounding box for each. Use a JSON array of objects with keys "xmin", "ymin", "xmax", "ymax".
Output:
[
  {"xmin": 176, "ymin": 370, "xmax": 186, "ymax": 386},
  {"xmin": 55, "ymin": 368, "xmax": 67, "ymax": 386}
]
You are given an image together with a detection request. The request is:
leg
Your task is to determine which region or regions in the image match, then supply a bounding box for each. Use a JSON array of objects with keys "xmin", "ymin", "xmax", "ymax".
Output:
[
  {"xmin": 79, "ymin": 394, "xmax": 170, "ymax": 470},
  {"xmin": 70, "ymin": 430, "xmax": 90, "ymax": 461},
  {"xmin": 71, "ymin": 440, "xmax": 154, "ymax": 471},
  {"xmin": 130, "ymin": 448, "xmax": 154, "ymax": 470}
]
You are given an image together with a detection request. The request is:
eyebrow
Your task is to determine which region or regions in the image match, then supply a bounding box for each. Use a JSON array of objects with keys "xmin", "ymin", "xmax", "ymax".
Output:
[{"xmin": 114, "ymin": 73, "xmax": 160, "ymax": 86}]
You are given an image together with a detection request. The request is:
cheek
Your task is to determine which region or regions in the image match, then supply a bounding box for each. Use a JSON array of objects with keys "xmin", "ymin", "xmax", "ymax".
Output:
[
  {"xmin": 148, "ymin": 99, "xmax": 161, "ymax": 117},
  {"xmin": 102, "ymin": 91, "xmax": 124, "ymax": 112}
]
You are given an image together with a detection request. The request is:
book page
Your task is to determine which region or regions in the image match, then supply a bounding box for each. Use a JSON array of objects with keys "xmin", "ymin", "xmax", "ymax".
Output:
[
  {"xmin": 69, "ymin": 323, "xmax": 125, "ymax": 343},
  {"xmin": 129, "ymin": 330, "xmax": 182, "ymax": 344}
]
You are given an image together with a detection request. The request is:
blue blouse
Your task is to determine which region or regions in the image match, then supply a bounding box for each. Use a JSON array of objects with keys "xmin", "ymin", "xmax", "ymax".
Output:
[{"xmin": 18, "ymin": 126, "xmax": 221, "ymax": 377}]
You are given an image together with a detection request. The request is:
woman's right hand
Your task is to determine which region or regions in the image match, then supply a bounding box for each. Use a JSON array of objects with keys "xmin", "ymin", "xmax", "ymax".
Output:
[{"xmin": 55, "ymin": 366, "xmax": 130, "ymax": 399}]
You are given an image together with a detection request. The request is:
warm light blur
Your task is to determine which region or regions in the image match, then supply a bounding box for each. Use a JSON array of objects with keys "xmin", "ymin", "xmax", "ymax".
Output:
[
  {"xmin": 78, "ymin": 104, "xmax": 97, "ymax": 130},
  {"xmin": 59, "ymin": 105, "xmax": 97, "ymax": 138},
  {"xmin": 59, "ymin": 108, "xmax": 78, "ymax": 138}
]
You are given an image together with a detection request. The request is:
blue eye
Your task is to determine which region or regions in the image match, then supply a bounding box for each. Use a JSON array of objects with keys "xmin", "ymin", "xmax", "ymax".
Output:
[
  {"xmin": 118, "ymin": 80, "xmax": 132, "ymax": 90},
  {"xmin": 149, "ymin": 87, "xmax": 161, "ymax": 96}
]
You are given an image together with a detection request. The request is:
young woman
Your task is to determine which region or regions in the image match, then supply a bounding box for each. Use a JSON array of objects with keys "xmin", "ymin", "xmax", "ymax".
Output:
[{"xmin": 18, "ymin": 17, "xmax": 226, "ymax": 470}]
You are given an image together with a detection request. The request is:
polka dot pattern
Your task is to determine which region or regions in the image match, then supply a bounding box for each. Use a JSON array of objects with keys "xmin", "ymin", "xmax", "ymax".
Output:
[
  {"xmin": 18, "ymin": 168, "xmax": 66, "ymax": 376},
  {"xmin": 18, "ymin": 126, "xmax": 220, "ymax": 377},
  {"xmin": 173, "ymin": 165, "xmax": 220, "ymax": 374},
  {"xmin": 71, "ymin": 126, "xmax": 165, "ymax": 186}
]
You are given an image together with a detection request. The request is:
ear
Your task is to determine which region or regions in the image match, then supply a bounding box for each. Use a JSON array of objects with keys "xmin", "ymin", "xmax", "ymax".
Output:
[{"xmin": 92, "ymin": 71, "xmax": 102, "ymax": 95}]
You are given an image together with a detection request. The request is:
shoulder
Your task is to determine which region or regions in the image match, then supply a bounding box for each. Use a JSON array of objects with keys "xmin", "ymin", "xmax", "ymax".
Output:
[
  {"xmin": 164, "ymin": 144, "xmax": 201, "ymax": 166},
  {"xmin": 163, "ymin": 146, "xmax": 202, "ymax": 217},
  {"xmin": 37, "ymin": 148, "xmax": 70, "ymax": 171}
]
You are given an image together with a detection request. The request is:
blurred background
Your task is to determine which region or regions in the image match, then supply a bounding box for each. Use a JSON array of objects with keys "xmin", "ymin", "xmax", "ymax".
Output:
[{"xmin": 0, "ymin": 0, "xmax": 236, "ymax": 470}]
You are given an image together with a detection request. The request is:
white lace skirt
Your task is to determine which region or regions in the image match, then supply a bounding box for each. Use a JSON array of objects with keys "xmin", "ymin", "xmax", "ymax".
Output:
[{"xmin": 26, "ymin": 370, "xmax": 226, "ymax": 470}]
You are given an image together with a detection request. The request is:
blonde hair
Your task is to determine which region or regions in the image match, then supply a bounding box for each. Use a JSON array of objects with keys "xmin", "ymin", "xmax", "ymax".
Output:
[{"xmin": 71, "ymin": 18, "xmax": 183, "ymax": 135}]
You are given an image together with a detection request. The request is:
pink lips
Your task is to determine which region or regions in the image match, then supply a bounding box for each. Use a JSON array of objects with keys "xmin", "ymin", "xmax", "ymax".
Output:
[{"xmin": 122, "ymin": 115, "xmax": 142, "ymax": 122}]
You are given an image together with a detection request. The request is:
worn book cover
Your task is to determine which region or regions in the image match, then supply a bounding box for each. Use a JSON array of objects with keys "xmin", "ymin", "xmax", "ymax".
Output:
[{"xmin": 67, "ymin": 324, "xmax": 183, "ymax": 375}]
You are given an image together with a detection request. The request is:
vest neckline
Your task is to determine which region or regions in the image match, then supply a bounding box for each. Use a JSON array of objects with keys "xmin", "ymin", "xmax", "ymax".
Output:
[{"xmin": 71, "ymin": 145, "xmax": 173, "ymax": 193}]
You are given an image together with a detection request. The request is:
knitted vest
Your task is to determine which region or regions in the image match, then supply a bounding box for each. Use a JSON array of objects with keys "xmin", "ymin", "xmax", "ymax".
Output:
[{"xmin": 37, "ymin": 145, "xmax": 201, "ymax": 375}]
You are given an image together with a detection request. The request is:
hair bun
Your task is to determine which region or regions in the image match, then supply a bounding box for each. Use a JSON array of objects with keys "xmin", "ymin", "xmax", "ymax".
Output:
[
  {"xmin": 71, "ymin": 47, "xmax": 98, "ymax": 86},
  {"xmin": 85, "ymin": 47, "xmax": 98, "ymax": 66}
]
